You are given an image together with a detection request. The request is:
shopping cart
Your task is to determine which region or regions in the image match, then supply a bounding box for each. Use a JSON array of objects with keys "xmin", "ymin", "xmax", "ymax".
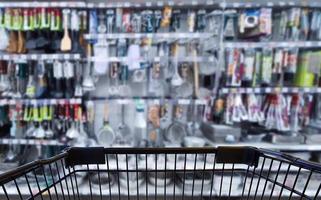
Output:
[{"xmin": 0, "ymin": 147, "xmax": 320, "ymax": 200}]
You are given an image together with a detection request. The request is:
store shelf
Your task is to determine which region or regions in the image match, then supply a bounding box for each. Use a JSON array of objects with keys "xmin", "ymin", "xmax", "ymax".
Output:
[
  {"xmin": 0, "ymin": 138, "xmax": 65, "ymax": 146},
  {"xmin": 91, "ymin": 97, "xmax": 209, "ymax": 105},
  {"xmin": 224, "ymin": 41, "xmax": 321, "ymax": 49},
  {"xmin": 0, "ymin": 53, "xmax": 81, "ymax": 61},
  {"xmin": 89, "ymin": 56, "xmax": 216, "ymax": 63},
  {"xmin": 223, "ymin": 0, "xmax": 321, "ymax": 8},
  {"xmin": 0, "ymin": 0, "xmax": 219, "ymax": 8},
  {"xmin": 220, "ymin": 87, "xmax": 321, "ymax": 94},
  {"xmin": 84, "ymin": 33, "xmax": 213, "ymax": 40},
  {"xmin": 0, "ymin": 98, "xmax": 82, "ymax": 105}
]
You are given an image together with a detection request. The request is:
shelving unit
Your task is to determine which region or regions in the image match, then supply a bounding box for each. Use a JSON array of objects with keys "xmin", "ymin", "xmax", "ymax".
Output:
[{"xmin": 0, "ymin": 1, "xmax": 320, "ymax": 199}]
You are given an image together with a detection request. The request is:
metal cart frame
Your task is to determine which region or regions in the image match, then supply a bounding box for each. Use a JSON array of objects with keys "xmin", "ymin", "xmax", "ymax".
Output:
[{"xmin": 0, "ymin": 147, "xmax": 320, "ymax": 200}]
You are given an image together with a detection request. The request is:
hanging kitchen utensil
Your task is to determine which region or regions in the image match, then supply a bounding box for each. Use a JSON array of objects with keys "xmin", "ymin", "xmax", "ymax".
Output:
[
  {"xmin": 52, "ymin": 60, "xmax": 64, "ymax": 98},
  {"xmin": 0, "ymin": 60, "xmax": 9, "ymax": 92},
  {"xmin": 25, "ymin": 62, "xmax": 35, "ymax": 98},
  {"xmin": 17, "ymin": 62, "xmax": 28, "ymax": 98},
  {"xmin": 165, "ymin": 104, "xmax": 186, "ymax": 145},
  {"xmin": 71, "ymin": 9, "xmax": 82, "ymax": 53},
  {"xmin": 178, "ymin": 63, "xmax": 193, "ymax": 98},
  {"xmin": 106, "ymin": 9, "xmax": 115, "ymax": 33},
  {"xmin": 63, "ymin": 61, "xmax": 75, "ymax": 98},
  {"xmin": 6, "ymin": 31, "xmax": 18, "ymax": 53},
  {"xmin": 82, "ymin": 44, "xmax": 95, "ymax": 91},
  {"xmin": 50, "ymin": 9, "xmax": 63, "ymax": 51},
  {"xmin": 60, "ymin": 9, "xmax": 71, "ymax": 52},
  {"xmin": 35, "ymin": 61, "xmax": 47, "ymax": 98},
  {"xmin": 161, "ymin": 6, "xmax": 172, "ymax": 28},
  {"xmin": 192, "ymin": 44, "xmax": 200, "ymax": 98},
  {"xmin": 0, "ymin": 9, "xmax": 9, "ymax": 50},
  {"xmin": 108, "ymin": 62, "xmax": 120, "ymax": 95},
  {"xmin": 171, "ymin": 43, "xmax": 183, "ymax": 86},
  {"xmin": 116, "ymin": 103, "xmax": 131, "ymax": 144},
  {"xmin": 97, "ymin": 102, "xmax": 115, "ymax": 147},
  {"xmin": 74, "ymin": 61, "xmax": 83, "ymax": 97},
  {"xmin": 134, "ymin": 100, "xmax": 147, "ymax": 147},
  {"xmin": 66, "ymin": 102, "xmax": 80, "ymax": 140}
]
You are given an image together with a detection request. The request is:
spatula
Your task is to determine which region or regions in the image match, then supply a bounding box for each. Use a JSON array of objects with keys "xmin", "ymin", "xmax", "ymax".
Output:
[{"xmin": 60, "ymin": 9, "xmax": 71, "ymax": 52}]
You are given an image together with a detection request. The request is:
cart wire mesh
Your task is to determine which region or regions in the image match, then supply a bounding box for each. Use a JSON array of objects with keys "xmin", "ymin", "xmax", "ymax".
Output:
[{"xmin": 0, "ymin": 147, "xmax": 320, "ymax": 200}]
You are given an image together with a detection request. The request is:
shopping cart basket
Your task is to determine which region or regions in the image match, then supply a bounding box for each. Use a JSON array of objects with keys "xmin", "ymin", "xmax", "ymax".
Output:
[{"xmin": 0, "ymin": 147, "xmax": 320, "ymax": 200}]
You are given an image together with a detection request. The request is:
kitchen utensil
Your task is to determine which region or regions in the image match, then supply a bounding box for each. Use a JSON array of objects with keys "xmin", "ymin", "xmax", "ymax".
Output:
[
  {"xmin": 60, "ymin": 9, "xmax": 71, "ymax": 52},
  {"xmin": 26, "ymin": 62, "xmax": 35, "ymax": 98},
  {"xmin": 6, "ymin": 31, "xmax": 18, "ymax": 53},
  {"xmin": 52, "ymin": 60, "xmax": 64, "ymax": 98},
  {"xmin": 108, "ymin": 62, "xmax": 120, "ymax": 95},
  {"xmin": 97, "ymin": 102, "xmax": 115, "ymax": 147},
  {"xmin": 192, "ymin": 46, "xmax": 200, "ymax": 98},
  {"xmin": 71, "ymin": 9, "xmax": 82, "ymax": 53},
  {"xmin": 171, "ymin": 43, "xmax": 183, "ymax": 86},
  {"xmin": 134, "ymin": 101, "xmax": 147, "ymax": 146},
  {"xmin": 0, "ymin": 60, "xmax": 9, "ymax": 92},
  {"xmin": 116, "ymin": 103, "xmax": 131, "ymax": 144},
  {"xmin": 165, "ymin": 105, "xmax": 186, "ymax": 144},
  {"xmin": 0, "ymin": 9, "xmax": 9, "ymax": 50},
  {"xmin": 74, "ymin": 61, "xmax": 83, "ymax": 97},
  {"xmin": 175, "ymin": 63, "xmax": 193, "ymax": 98},
  {"xmin": 63, "ymin": 61, "xmax": 75, "ymax": 98},
  {"xmin": 82, "ymin": 45, "xmax": 95, "ymax": 91},
  {"xmin": 35, "ymin": 61, "xmax": 47, "ymax": 98}
]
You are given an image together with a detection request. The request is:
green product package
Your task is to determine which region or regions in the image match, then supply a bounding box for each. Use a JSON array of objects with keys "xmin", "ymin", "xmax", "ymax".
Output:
[{"xmin": 295, "ymin": 51, "xmax": 320, "ymax": 87}]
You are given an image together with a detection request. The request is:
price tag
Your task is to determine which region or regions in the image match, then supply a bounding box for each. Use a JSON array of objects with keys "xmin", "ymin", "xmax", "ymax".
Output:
[
  {"xmin": 288, "ymin": 2, "xmax": 295, "ymax": 6},
  {"xmin": 12, "ymin": 139, "xmax": 18, "ymax": 144},
  {"xmin": 283, "ymin": 88, "xmax": 289, "ymax": 93},
  {"xmin": 98, "ymin": 3, "xmax": 104, "ymax": 8},
  {"xmin": 306, "ymin": 42, "xmax": 312, "ymax": 47},
  {"xmin": 267, "ymin": 2, "xmax": 274, "ymax": 6},
  {"xmin": 303, "ymin": 88, "xmax": 310, "ymax": 93},
  {"xmin": 146, "ymin": 2, "xmax": 152, "ymax": 7},
  {"xmin": 279, "ymin": 1, "xmax": 286, "ymax": 6},
  {"xmin": 3, "ymin": 55, "xmax": 9, "ymax": 60},
  {"xmin": 64, "ymin": 54, "xmax": 71, "ymax": 60},
  {"xmin": 2, "ymin": 139, "xmax": 8, "ymax": 144},
  {"xmin": 222, "ymin": 88, "xmax": 228, "ymax": 94},
  {"xmin": 52, "ymin": 54, "xmax": 59, "ymax": 59},
  {"xmin": 254, "ymin": 88, "xmax": 261, "ymax": 93},
  {"xmin": 274, "ymin": 87, "xmax": 281, "ymax": 93},
  {"xmin": 196, "ymin": 99, "xmax": 207, "ymax": 105},
  {"xmin": 152, "ymin": 99, "xmax": 160, "ymax": 105},
  {"xmin": 154, "ymin": 57, "xmax": 160, "ymax": 62},
  {"xmin": 265, "ymin": 88, "xmax": 272, "ymax": 93},
  {"xmin": 163, "ymin": 33, "xmax": 170, "ymax": 38},
  {"xmin": 123, "ymin": 2, "xmax": 131, "ymax": 7},
  {"xmin": 232, "ymin": 2, "xmax": 240, "ymax": 7},
  {"xmin": 206, "ymin": 0, "xmax": 214, "ymax": 5},
  {"xmin": 87, "ymin": 3, "xmax": 94, "ymax": 8},
  {"xmin": 21, "ymin": 54, "xmax": 27, "ymax": 60},
  {"xmin": 231, "ymin": 88, "xmax": 237, "ymax": 93},
  {"xmin": 157, "ymin": 1, "xmax": 164, "ymax": 6},
  {"xmin": 245, "ymin": 3, "xmax": 252, "ymax": 7},
  {"xmin": 168, "ymin": 1, "xmax": 174, "ymax": 6},
  {"xmin": 246, "ymin": 88, "xmax": 252, "ymax": 93},
  {"xmin": 239, "ymin": 88, "xmax": 245, "ymax": 93},
  {"xmin": 9, "ymin": 99, "xmax": 16, "ymax": 105},
  {"xmin": 118, "ymin": 99, "xmax": 129, "ymax": 105},
  {"xmin": 317, "ymin": 88, "xmax": 321, "ymax": 93},
  {"xmin": 178, "ymin": 99, "xmax": 190, "ymax": 105},
  {"xmin": 192, "ymin": 1, "xmax": 198, "ymax": 5},
  {"xmin": 50, "ymin": 99, "xmax": 57, "ymax": 105},
  {"xmin": 292, "ymin": 88, "xmax": 299, "ymax": 93},
  {"xmin": 30, "ymin": 54, "xmax": 37, "ymax": 60}
]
